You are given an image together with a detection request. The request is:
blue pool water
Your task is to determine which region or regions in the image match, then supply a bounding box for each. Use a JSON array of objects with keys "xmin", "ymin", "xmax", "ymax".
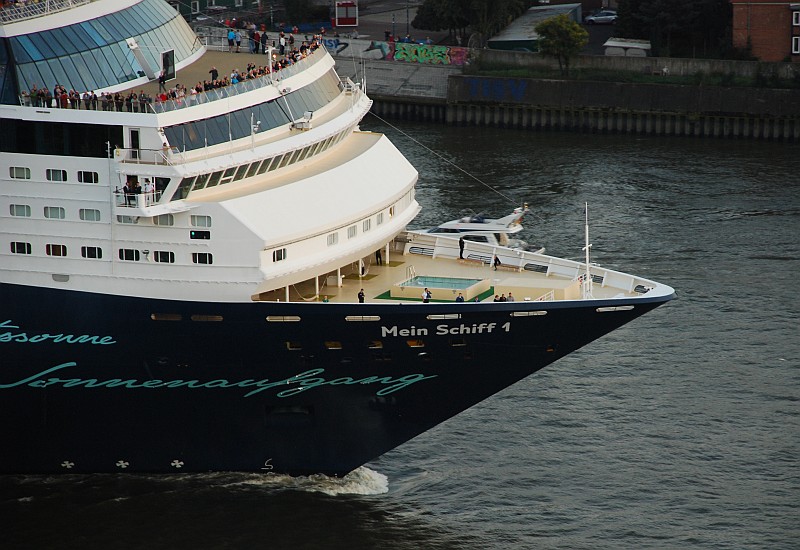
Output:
[{"xmin": 400, "ymin": 276, "xmax": 482, "ymax": 290}]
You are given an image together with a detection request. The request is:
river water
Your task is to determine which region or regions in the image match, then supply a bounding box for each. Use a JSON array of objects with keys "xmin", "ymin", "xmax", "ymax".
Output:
[{"xmin": 4, "ymin": 124, "xmax": 799, "ymax": 549}]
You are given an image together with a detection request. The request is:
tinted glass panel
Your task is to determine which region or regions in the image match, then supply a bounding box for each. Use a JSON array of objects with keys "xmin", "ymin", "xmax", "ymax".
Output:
[
  {"xmin": 12, "ymin": 36, "xmax": 37, "ymax": 63},
  {"xmin": 49, "ymin": 29, "xmax": 75, "ymax": 56},
  {"xmin": 80, "ymin": 22, "xmax": 107, "ymax": 48},
  {"xmin": 32, "ymin": 33, "xmax": 57, "ymax": 58},
  {"xmin": 63, "ymin": 25, "xmax": 94, "ymax": 52}
]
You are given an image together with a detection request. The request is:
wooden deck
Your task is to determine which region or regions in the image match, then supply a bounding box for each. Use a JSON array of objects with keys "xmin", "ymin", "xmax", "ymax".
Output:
[{"xmin": 257, "ymin": 237, "xmax": 635, "ymax": 305}]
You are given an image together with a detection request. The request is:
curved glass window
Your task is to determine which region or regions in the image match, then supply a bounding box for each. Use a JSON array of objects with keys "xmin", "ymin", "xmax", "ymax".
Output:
[
  {"xmin": 163, "ymin": 69, "xmax": 341, "ymax": 152},
  {"xmin": 8, "ymin": 0, "xmax": 200, "ymax": 101}
]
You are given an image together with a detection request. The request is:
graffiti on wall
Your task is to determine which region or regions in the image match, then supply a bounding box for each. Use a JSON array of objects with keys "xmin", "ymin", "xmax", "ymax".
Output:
[
  {"xmin": 322, "ymin": 38, "xmax": 350, "ymax": 55},
  {"xmin": 393, "ymin": 42, "xmax": 469, "ymax": 65},
  {"xmin": 322, "ymin": 38, "xmax": 469, "ymax": 66}
]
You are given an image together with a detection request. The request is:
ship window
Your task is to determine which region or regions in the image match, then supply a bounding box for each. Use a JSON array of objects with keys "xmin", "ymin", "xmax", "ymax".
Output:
[
  {"xmin": 363, "ymin": 219, "xmax": 371, "ymax": 232},
  {"xmin": 10, "ymin": 242, "xmax": 31, "ymax": 254},
  {"xmin": 324, "ymin": 341, "xmax": 343, "ymax": 350},
  {"xmin": 406, "ymin": 339, "xmax": 425, "ymax": 348},
  {"xmin": 150, "ymin": 313, "xmax": 182, "ymax": 321},
  {"xmin": 278, "ymin": 154, "xmax": 292, "ymax": 169},
  {"xmin": 345, "ymin": 315, "xmax": 381, "ymax": 322},
  {"xmin": 377, "ymin": 212, "xmax": 384, "ymax": 225},
  {"xmin": 153, "ymin": 214, "xmax": 174, "ymax": 226},
  {"xmin": 327, "ymin": 232, "xmax": 338, "ymax": 246},
  {"xmin": 222, "ymin": 167, "xmax": 236, "ymax": 181},
  {"xmin": 191, "ymin": 215, "xmax": 212, "ymax": 227},
  {"xmin": 9, "ymin": 204, "xmax": 31, "ymax": 217},
  {"xmin": 205, "ymin": 171, "xmax": 223, "ymax": 188},
  {"xmin": 52, "ymin": 274, "xmax": 70, "ymax": 282},
  {"xmin": 191, "ymin": 314, "xmax": 223, "ymax": 322},
  {"xmin": 245, "ymin": 162, "xmax": 261, "ymax": 178},
  {"xmin": 367, "ymin": 340, "xmax": 383, "ymax": 349},
  {"xmin": 81, "ymin": 246, "xmax": 102, "ymax": 259},
  {"xmin": 389, "ymin": 207, "xmax": 395, "ymax": 218},
  {"xmin": 44, "ymin": 206, "xmax": 66, "ymax": 219},
  {"xmin": 511, "ymin": 311, "xmax": 548, "ymax": 317},
  {"xmin": 267, "ymin": 156, "xmax": 282, "ymax": 172},
  {"xmin": 596, "ymin": 305, "xmax": 635, "ymax": 313},
  {"xmin": 297, "ymin": 146, "xmax": 311, "ymax": 162},
  {"xmin": 78, "ymin": 171, "xmax": 99, "ymax": 184},
  {"xmin": 272, "ymin": 248, "xmax": 287, "ymax": 262},
  {"xmin": 46, "ymin": 169, "xmax": 68, "ymax": 182},
  {"xmin": 79, "ymin": 208, "xmax": 101, "ymax": 221},
  {"xmin": 174, "ymin": 176, "xmax": 196, "ymax": 199},
  {"xmin": 233, "ymin": 164, "xmax": 248, "ymax": 181},
  {"xmin": 449, "ymin": 338, "xmax": 467, "ymax": 347},
  {"xmin": 190, "ymin": 230, "xmax": 210, "ymax": 240},
  {"xmin": 119, "ymin": 248, "xmax": 140, "ymax": 261},
  {"xmin": 185, "ymin": 175, "xmax": 205, "ymax": 195},
  {"xmin": 46, "ymin": 244, "xmax": 67, "ymax": 257},
  {"xmin": 192, "ymin": 252, "xmax": 213, "ymax": 264},
  {"xmin": 116, "ymin": 215, "xmax": 138, "ymax": 224},
  {"xmin": 347, "ymin": 225, "xmax": 357, "ymax": 239},
  {"xmin": 257, "ymin": 158, "xmax": 273, "ymax": 174},
  {"xmin": 427, "ymin": 313, "xmax": 461, "ymax": 320},
  {"xmin": 10, "ymin": 167, "xmax": 31, "ymax": 179},
  {"xmin": 285, "ymin": 341, "xmax": 302, "ymax": 350},
  {"xmin": 267, "ymin": 316, "xmax": 301, "ymax": 322},
  {"xmin": 154, "ymin": 251, "xmax": 175, "ymax": 263}
]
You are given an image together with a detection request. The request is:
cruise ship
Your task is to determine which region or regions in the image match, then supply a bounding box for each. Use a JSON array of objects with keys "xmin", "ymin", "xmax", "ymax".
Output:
[{"xmin": 0, "ymin": 0, "xmax": 675, "ymax": 475}]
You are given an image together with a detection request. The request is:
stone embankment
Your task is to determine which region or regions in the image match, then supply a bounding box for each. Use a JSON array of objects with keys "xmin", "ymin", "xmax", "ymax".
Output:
[{"xmin": 329, "ymin": 38, "xmax": 800, "ymax": 141}]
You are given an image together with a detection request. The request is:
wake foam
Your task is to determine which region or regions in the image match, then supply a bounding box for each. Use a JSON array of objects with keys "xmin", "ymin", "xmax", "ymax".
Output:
[{"xmin": 237, "ymin": 466, "xmax": 389, "ymax": 496}]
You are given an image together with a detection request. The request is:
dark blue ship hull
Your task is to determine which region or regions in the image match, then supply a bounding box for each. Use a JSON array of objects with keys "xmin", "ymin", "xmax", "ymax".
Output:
[{"xmin": 0, "ymin": 283, "xmax": 671, "ymax": 475}]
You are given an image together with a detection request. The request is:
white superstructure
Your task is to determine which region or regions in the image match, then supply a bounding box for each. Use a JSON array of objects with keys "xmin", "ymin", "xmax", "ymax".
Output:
[{"xmin": 0, "ymin": 0, "xmax": 420, "ymax": 303}]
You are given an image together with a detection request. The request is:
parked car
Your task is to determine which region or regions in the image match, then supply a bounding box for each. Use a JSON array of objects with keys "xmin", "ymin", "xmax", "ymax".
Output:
[{"xmin": 585, "ymin": 10, "xmax": 618, "ymax": 24}]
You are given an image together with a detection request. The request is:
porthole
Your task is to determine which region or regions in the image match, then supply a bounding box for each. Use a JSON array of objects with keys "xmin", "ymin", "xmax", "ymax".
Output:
[
  {"xmin": 150, "ymin": 313, "xmax": 183, "ymax": 321},
  {"xmin": 190, "ymin": 314, "xmax": 223, "ymax": 322},
  {"xmin": 267, "ymin": 316, "xmax": 301, "ymax": 322}
]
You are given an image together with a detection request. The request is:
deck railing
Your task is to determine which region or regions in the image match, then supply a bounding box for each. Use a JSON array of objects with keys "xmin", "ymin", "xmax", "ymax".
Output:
[
  {"xmin": 15, "ymin": 45, "xmax": 326, "ymax": 113},
  {"xmin": 150, "ymin": 46, "xmax": 324, "ymax": 114},
  {"xmin": 113, "ymin": 146, "xmax": 181, "ymax": 165},
  {"xmin": 0, "ymin": 0, "xmax": 91, "ymax": 23}
]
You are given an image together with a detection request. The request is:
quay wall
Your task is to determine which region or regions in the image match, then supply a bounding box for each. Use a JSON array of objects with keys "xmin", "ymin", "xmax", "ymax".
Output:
[
  {"xmin": 331, "ymin": 45, "xmax": 800, "ymax": 141},
  {"xmin": 474, "ymin": 48, "xmax": 800, "ymax": 80}
]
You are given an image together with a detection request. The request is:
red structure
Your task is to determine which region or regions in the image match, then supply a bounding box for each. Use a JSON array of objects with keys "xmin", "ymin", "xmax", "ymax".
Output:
[
  {"xmin": 334, "ymin": 1, "xmax": 358, "ymax": 28},
  {"xmin": 731, "ymin": 0, "xmax": 800, "ymax": 62}
]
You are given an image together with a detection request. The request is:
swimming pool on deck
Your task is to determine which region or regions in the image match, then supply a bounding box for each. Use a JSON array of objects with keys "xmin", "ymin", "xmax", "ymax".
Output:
[{"xmin": 392, "ymin": 276, "xmax": 490, "ymax": 301}]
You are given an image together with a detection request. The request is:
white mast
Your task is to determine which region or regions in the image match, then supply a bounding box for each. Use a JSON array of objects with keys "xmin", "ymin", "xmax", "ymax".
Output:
[{"xmin": 582, "ymin": 202, "xmax": 594, "ymax": 299}]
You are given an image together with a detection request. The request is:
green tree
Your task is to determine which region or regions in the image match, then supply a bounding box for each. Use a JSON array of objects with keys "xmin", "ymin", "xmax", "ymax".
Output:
[
  {"xmin": 413, "ymin": 0, "xmax": 525, "ymax": 45},
  {"xmin": 534, "ymin": 15, "xmax": 588, "ymax": 77},
  {"xmin": 412, "ymin": 0, "xmax": 470, "ymax": 41},
  {"xmin": 468, "ymin": 0, "xmax": 526, "ymax": 41}
]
